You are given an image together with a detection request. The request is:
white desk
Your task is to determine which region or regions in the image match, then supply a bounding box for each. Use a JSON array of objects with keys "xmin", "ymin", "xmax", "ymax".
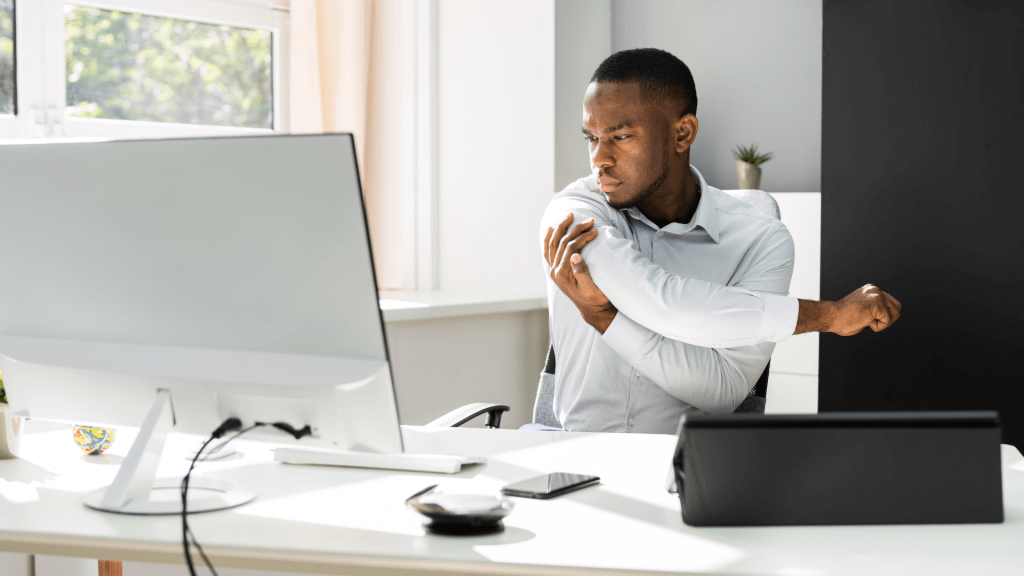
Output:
[{"xmin": 2, "ymin": 422, "xmax": 1024, "ymax": 576}]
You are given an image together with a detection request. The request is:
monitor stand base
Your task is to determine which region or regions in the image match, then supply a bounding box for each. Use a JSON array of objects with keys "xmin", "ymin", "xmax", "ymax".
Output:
[
  {"xmin": 83, "ymin": 477, "xmax": 256, "ymax": 515},
  {"xmin": 82, "ymin": 389, "xmax": 255, "ymax": 515}
]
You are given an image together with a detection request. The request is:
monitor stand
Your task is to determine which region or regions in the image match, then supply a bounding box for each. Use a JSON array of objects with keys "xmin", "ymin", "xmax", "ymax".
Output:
[{"xmin": 81, "ymin": 390, "xmax": 255, "ymax": 515}]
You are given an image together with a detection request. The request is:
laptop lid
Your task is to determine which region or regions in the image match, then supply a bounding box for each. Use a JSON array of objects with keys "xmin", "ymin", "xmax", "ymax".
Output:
[{"xmin": 673, "ymin": 411, "xmax": 1003, "ymax": 526}]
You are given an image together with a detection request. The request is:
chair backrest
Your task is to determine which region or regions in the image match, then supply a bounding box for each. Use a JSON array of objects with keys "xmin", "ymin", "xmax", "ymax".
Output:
[
  {"xmin": 722, "ymin": 189, "xmax": 781, "ymax": 220},
  {"xmin": 533, "ymin": 346, "xmax": 560, "ymax": 428},
  {"xmin": 534, "ymin": 189, "xmax": 781, "ymax": 426}
]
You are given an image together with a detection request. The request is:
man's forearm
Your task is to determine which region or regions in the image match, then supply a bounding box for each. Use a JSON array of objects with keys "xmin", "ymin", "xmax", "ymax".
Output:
[
  {"xmin": 598, "ymin": 312, "xmax": 775, "ymax": 413},
  {"xmin": 580, "ymin": 303, "xmax": 618, "ymax": 334},
  {"xmin": 592, "ymin": 295, "xmax": 892, "ymax": 340},
  {"xmin": 794, "ymin": 299, "xmax": 837, "ymax": 335},
  {"xmin": 595, "ymin": 298, "xmax": 834, "ymax": 337}
]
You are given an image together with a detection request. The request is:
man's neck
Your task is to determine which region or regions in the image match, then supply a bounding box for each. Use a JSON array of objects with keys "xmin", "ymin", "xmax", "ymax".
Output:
[{"xmin": 637, "ymin": 168, "xmax": 700, "ymax": 229}]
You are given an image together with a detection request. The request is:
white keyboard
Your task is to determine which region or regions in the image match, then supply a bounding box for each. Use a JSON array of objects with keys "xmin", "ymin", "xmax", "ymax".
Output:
[{"xmin": 272, "ymin": 447, "xmax": 486, "ymax": 474}]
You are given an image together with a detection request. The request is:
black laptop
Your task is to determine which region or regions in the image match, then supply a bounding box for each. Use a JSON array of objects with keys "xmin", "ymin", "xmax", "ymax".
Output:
[{"xmin": 672, "ymin": 411, "xmax": 1004, "ymax": 526}]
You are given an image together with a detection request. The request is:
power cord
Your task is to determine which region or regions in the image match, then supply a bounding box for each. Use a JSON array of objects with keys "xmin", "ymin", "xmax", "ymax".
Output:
[{"xmin": 182, "ymin": 418, "xmax": 312, "ymax": 576}]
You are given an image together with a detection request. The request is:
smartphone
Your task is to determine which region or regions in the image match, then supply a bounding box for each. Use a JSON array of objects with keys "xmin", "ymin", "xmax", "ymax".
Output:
[{"xmin": 500, "ymin": 472, "xmax": 600, "ymax": 499}]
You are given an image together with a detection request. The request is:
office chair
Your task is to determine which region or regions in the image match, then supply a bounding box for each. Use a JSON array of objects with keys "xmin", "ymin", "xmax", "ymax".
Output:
[{"xmin": 429, "ymin": 189, "xmax": 780, "ymax": 429}]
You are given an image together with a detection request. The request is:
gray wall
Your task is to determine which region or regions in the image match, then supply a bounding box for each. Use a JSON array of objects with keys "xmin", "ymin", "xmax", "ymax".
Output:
[
  {"xmin": 555, "ymin": 0, "xmax": 611, "ymax": 192},
  {"xmin": 611, "ymin": 0, "xmax": 821, "ymax": 192}
]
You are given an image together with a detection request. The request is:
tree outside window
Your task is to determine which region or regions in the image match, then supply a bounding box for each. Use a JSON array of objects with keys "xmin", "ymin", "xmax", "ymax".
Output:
[
  {"xmin": 65, "ymin": 4, "xmax": 272, "ymax": 129},
  {"xmin": 0, "ymin": 0, "xmax": 14, "ymax": 115}
]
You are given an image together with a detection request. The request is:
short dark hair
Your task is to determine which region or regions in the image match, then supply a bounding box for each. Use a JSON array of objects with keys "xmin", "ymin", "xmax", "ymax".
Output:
[{"xmin": 590, "ymin": 48, "xmax": 697, "ymax": 118}]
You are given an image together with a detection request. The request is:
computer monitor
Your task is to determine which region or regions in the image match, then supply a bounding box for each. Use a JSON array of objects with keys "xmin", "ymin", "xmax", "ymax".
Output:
[{"xmin": 0, "ymin": 134, "xmax": 403, "ymax": 513}]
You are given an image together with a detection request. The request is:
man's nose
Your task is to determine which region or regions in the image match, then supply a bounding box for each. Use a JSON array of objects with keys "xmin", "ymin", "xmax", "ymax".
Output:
[{"xmin": 591, "ymin": 140, "xmax": 614, "ymax": 169}]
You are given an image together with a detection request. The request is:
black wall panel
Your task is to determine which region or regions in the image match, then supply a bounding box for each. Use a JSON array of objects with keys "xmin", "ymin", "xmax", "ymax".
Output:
[{"xmin": 821, "ymin": 1, "xmax": 1024, "ymax": 446}]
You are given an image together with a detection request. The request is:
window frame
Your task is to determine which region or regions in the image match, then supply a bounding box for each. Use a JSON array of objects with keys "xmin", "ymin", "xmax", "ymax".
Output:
[{"xmin": 0, "ymin": 0, "xmax": 289, "ymax": 141}]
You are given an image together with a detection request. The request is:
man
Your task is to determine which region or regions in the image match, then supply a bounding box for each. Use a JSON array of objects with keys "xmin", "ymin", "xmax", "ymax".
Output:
[{"xmin": 541, "ymin": 48, "xmax": 901, "ymax": 434}]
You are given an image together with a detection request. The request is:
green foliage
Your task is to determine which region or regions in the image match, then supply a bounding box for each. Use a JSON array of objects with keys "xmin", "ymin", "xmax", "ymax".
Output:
[
  {"xmin": 0, "ymin": 0, "xmax": 13, "ymax": 115},
  {"xmin": 734, "ymin": 144, "xmax": 774, "ymax": 167},
  {"xmin": 0, "ymin": 370, "xmax": 6, "ymax": 404},
  {"xmin": 65, "ymin": 4, "xmax": 272, "ymax": 128}
]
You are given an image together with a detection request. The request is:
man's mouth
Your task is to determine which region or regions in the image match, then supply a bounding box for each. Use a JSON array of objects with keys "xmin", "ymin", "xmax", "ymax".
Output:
[{"xmin": 598, "ymin": 176, "xmax": 621, "ymax": 191}]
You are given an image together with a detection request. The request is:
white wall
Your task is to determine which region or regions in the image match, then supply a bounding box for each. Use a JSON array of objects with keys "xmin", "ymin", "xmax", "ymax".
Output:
[
  {"xmin": 611, "ymin": 0, "xmax": 822, "ymax": 193},
  {"xmin": 386, "ymin": 311, "xmax": 549, "ymax": 428},
  {"xmin": 767, "ymin": 193, "xmax": 821, "ymax": 414},
  {"xmin": 436, "ymin": 0, "xmax": 555, "ymax": 293}
]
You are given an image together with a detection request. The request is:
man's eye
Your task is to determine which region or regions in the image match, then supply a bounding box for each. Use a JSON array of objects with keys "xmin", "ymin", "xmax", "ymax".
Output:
[
  {"xmin": 584, "ymin": 136, "xmax": 596, "ymax": 142},
  {"xmin": 614, "ymin": 135, "xmax": 629, "ymax": 140}
]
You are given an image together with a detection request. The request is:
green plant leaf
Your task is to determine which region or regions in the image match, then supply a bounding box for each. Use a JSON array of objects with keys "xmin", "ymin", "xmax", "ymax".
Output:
[{"xmin": 734, "ymin": 143, "xmax": 773, "ymax": 165}]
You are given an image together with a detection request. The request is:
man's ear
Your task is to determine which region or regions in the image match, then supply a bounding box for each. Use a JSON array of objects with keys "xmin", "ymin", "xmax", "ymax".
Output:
[{"xmin": 674, "ymin": 114, "xmax": 698, "ymax": 154}]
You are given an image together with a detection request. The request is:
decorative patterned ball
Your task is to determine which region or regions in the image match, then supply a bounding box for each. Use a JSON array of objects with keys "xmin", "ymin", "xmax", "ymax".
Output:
[{"xmin": 73, "ymin": 425, "xmax": 116, "ymax": 455}]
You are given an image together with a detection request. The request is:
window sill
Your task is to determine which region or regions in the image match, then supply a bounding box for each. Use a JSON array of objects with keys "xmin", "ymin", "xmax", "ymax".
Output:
[{"xmin": 379, "ymin": 291, "xmax": 547, "ymax": 323}]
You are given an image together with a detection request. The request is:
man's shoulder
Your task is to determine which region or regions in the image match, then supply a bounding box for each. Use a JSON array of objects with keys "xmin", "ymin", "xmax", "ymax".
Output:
[
  {"xmin": 543, "ymin": 175, "xmax": 618, "ymax": 224},
  {"xmin": 709, "ymin": 187, "xmax": 787, "ymax": 232},
  {"xmin": 553, "ymin": 175, "xmax": 606, "ymax": 203}
]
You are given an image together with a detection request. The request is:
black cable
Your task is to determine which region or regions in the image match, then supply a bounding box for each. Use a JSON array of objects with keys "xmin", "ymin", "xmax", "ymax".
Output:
[
  {"xmin": 182, "ymin": 419, "xmax": 312, "ymax": 576},
  {"xmin": 182, "ymin": 418, "xmax": 247, "ymax": 576},
  {"xmin": 262, "ymin": 421, "xmax": 313, "ymax": 439},
  {"xmin": 182, "ymin": 435, "xmax": 218, "ymax": 576}
]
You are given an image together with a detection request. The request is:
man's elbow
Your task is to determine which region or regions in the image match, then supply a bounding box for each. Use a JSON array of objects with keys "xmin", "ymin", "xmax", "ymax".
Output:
[
  {"xmin": 700, "ymin": 390, "xmax": 749, "ymax": 414},
  {"xmin": 696, "ymin": 363, "xmax": 755, "ymax": 414}
]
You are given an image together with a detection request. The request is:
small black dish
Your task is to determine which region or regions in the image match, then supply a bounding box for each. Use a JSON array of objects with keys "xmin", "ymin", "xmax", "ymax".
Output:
[{"xmin": 406, "ymin": 485, "xmax": 514, "ymax": 536}]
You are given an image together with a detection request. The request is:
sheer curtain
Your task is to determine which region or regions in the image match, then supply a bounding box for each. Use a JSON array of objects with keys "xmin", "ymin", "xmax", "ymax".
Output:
[{"xmin": 290, "ymin": 0, "xmax": 414, "ymax": 290}]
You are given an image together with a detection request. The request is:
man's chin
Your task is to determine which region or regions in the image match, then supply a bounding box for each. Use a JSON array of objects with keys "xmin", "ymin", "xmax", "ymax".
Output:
[{"xmin": 606, "ymin": 191, "xmax": 640, "ymax": 210}]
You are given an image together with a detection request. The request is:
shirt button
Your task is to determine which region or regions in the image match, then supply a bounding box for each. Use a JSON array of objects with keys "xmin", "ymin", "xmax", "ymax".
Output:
[
  {"xmin": 657, "ymin": 231, "xmax": 665, "ymax": 238},
  {"xmin": 628, "ymin": 418, "xmax": 636, "ymax": 426},
  {"xmin": 636, "ymin": 371, "xmax": 643, "ymax": 379}
]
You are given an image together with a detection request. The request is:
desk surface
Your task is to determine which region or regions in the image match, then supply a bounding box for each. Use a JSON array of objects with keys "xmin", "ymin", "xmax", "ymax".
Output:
[{"xmin": 2, "ymin": 421, "xmax": 1024, "ymax": 576}]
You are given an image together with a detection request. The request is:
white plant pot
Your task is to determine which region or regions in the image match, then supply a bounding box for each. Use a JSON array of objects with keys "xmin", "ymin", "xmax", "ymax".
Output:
[
  {"xmin": 0, "ymin": 403, "xmax": 24, "ymax": 459},
  {"xmin": 736, "ymin": 159, "xmax": 763, "ymax": 190}
]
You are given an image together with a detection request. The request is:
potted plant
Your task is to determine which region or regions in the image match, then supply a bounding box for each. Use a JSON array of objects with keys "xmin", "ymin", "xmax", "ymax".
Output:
[
  {"xmin": 734, "ymin": 144, "xmax": 773, "ymax": 189},
  {"xmin": 0, "ymin": 369, "xmax": 24, "ymax": 459}
]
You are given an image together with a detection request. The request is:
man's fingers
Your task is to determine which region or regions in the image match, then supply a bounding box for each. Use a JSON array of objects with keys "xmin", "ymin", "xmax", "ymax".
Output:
[
  {"xmin": 556, "ymin": 228, "xmax": 598, "ymax": 281},
  {"xmin": 570, "ymin": 251, "xmax": 591, "ymax": 280},
  {"xmin": 885, "ymin": 291, "xmax": 903, "ymax": 314},
  {"xmin": 558, "ymin": 225, "xmax": 598, "ymax": 265},
  {"xmin": 550, "ymin": 218, "xmax": 593, "ymax": 287},
  {"xmin": 560, "ymin": 229, "xmax": 598, "ymax": 263},
  {"xmin": 570, "ymin": 253, "xmax": 587, "ymax": 272},
  {"xmin": 870, "ymin": 296, "xmax": 891, "ymax": 326},
  {"xmin": 870, "ymin": 291, "xmax": 901, "ymax": 332},
  {"xmin": 548, "ymin": 213, "xmax": 574, "ymax": 270},
  {"xmin": 554, "ymin": 219, "xmax": 595, "ymax": 270},
  {"xmin": 543, "ymin": 227, "xmax": 553, "ymax": 266},
  {"xmin": 881, "ymin": 293, "xmax": 900, "ymax": 325}
]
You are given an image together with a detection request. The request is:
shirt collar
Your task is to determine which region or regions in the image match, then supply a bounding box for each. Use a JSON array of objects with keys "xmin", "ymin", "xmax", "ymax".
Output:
[{"xmin": 622, "ymin": 165, "xmax": 721, "ymax": 243}]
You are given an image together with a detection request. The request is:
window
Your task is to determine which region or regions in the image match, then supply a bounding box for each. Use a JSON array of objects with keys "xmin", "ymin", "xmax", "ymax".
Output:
[
  {"xmin": 0, "ymin": 0, "xmax": 288, "ymax": 141},
  {"xmin": 65, "ymin": 5, "xmax": 273, "ymax": 129},
  {"xmin": 0, "ymin": 0, "xmax": 13, "ymax": 115}
]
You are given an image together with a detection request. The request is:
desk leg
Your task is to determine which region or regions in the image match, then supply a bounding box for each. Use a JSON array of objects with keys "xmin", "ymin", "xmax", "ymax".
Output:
[{"xmin": 98, "ymin": 560, "xmax": 122, "ymax": 576}]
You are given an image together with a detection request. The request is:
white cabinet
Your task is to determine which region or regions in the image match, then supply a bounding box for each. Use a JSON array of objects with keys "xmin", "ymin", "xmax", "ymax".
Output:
[{"xmin": 768, "ymin": 193, "xmax": 821, "ymax": 413}]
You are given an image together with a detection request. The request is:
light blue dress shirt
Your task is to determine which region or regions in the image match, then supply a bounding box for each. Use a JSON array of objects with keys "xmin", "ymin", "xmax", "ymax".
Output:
[{"xmin": 540, "ymin": 167, "xmax": 797, "ymax": 433}]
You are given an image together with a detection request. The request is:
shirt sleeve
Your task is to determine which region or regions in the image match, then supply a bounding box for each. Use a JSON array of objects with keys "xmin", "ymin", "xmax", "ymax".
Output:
[
  {"xmin": 603, "ymin": 311, "xmax": 775, "ymax": 413},
  {"xmin": 597, "ymin": 222, "xmax": 796, "ymax": 411},
  {"xmin": 541, "ymin": 190, "xmax": 798, "ymax": 348}
]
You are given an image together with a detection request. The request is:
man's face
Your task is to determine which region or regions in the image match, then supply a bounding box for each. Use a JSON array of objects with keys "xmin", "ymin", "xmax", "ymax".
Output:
[{"xmin": 582, "ymin": 81, "xmax": 674, "ymax": 209}]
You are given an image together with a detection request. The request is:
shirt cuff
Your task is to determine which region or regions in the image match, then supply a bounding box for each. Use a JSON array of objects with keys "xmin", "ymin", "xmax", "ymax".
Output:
[
  {"xmin": 763, "ymin": 294, "xmax": 799, "ymax": 342},
  {"xmin": 601, "ymin": 312, "xmax": 652, "ymax": 360}
]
